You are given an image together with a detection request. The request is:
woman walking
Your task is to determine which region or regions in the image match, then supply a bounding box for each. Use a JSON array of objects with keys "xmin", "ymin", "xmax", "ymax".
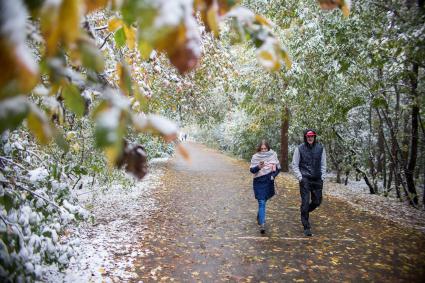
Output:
[{"xmin": 250, "ymin": 140, "xmax": 281, "ymax": 234}]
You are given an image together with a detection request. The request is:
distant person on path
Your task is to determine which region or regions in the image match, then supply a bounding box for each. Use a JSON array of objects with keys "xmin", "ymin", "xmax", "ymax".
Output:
[
  {"xmin": 292, "ymin": 129, "xmax": 327, "ymax": 237},
  {"xmin": 250, "ymin": 140, "xmax": 281, "ymax": 234}
]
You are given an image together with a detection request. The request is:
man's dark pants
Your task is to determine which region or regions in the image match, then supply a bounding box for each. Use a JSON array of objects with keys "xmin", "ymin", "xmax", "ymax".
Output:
[{"xmin": 299, "ymin": 178, "xmax": 323, "ymax": 230}]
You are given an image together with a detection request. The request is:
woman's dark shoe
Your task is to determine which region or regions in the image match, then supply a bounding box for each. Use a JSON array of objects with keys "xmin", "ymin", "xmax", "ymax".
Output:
[{"xmin": 260, "ymin": 224, "xmax": 266, "ymax": 234}]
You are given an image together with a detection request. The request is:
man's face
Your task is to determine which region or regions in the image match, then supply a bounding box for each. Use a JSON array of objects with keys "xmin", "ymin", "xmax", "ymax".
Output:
[{"xmin": 306, "ymin": 135, "xmax": 315, "ymax": 145}]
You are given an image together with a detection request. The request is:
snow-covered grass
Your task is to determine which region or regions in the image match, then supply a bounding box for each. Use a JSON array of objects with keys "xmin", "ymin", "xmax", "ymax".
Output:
[
  {"xmin": 324, "ymin": 173, "xmax": 425, "ymax": 233},
  {"xmin": 42, "ymin": 158, "xmax": 168, "ymax": 282}
]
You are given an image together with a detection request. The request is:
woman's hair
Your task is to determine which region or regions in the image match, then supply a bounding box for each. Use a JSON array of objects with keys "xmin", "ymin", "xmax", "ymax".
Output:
[{"xmin": 256, "ymin": 140, "xmax": 270, "ymax": 152}]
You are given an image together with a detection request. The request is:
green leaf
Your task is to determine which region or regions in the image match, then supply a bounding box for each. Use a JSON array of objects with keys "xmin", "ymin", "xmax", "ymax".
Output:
[
  {"xmin": 53, "ymin": 127, "xmax": 69, "ymax": 152},
  {"xmin": 95, "ymin": 107, "xmax": 127, "ymax": 149},
  {"xmin": 27, "ymin": 106, "xmax": 52, "ymax": 145},
  {"xmin": 0, "ymin": 96, "xmax": 29, "ymax": 134},
  {"xmin": 62, "ymin": 84, "xmax": 85, "ymax": 117},
  {"xmin": 372, "ymin": 97, "xmax": 388, "ymax": 109},
  {"xmin": 0, "ymin": 238, "xmax": 11, "ymax": 268},
  {"xmin": 79, "ymin": 39, "xmax": 105, "ymax": 72},
  {"xmin": 121, "ymin": 0, "xmax": 156, "ymax": 26},
  {"xmin": 118, "ymin": 62, "xmax": 133, "ymax": 96},
  {"xmin": 72, "ymin": 165, "xmax": 88, "ymax": 175},
  {"xmin": 0, "ymin": 194, "xmax": 14, "ymax": 212},
  {"xmin": 114, "ymin": 27, "xmax": 126, "ymax": 48}
]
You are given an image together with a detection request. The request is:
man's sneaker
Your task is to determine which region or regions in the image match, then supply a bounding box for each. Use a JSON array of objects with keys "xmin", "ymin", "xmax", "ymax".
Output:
[
  {"xmin": 304, "ymin": 228, "xmax": 312, "ymax": 236},
  {"xmin": 260, "ymin": 224, "xmax": 266, "ymax": 234}
]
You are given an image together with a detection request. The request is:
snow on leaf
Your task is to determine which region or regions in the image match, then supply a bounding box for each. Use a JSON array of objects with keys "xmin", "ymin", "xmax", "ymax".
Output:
[
  {"xmin": 0, "ymin": 96, "xmax": 30, "ymax": 133},
  {"xmin": 28, "ymin": 167, "xmax": 49, "ymax": 182},
  {"xmin": 133, "ymin": 114, "xmax": 178, "ymax": 142},
  {"xmin": 226, "ymin": 7, "xmax": 255, "ymax": 25},
  {"xmin": 0, "ymin": 0, "xmax": 38, "ymax": 96}
]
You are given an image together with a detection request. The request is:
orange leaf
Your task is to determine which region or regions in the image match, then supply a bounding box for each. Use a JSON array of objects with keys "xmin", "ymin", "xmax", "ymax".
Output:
[
  {"xmin": 84, "ymin": 0, "xmax": 108, "ymax": 13},
  {"xmin": 177, "ymin": 143, "xmax": 191, "ymax": 162},
  {"xmin": 0, "ymin": 1, "xmax": 38, "ymax": 97}
]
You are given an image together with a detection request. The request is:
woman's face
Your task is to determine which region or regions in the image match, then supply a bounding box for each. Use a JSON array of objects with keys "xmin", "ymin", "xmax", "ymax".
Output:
[{"xmin": 260, "ymin": 145, "xmax": 268, "ymax": 152}]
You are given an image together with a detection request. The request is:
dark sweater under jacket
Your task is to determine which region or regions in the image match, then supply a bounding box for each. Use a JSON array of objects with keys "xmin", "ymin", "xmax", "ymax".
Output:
[{"xmin": 250, "ymin": 166, "xmax": 281, "ymax": 200}]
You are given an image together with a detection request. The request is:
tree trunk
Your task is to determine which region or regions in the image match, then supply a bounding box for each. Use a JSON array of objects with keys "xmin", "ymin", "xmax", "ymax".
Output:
[
  {"xmin": 377, "ymin": 121, "xmax": 385, "ymax": 175},
  {"xmin": 405, "ymin": 63, "xmax": 419, "ymax": 205},
  {"xmin": 356, "ymin": 167, "xmax": 375, "ymax": 194},
  {"xmin": 344, "ymin": 170, "xmax": 350, "ymax": 186},
  {"xmin": 368, "ymin": 95, "xmax": 377, "ymax": 193},
  {"xmin": 280, "ymin": 107, "xmax": 289, "ymax": 172},
  {"xmin": 419, "ymin": 114, "xmax": 425, "ymax": 207}
]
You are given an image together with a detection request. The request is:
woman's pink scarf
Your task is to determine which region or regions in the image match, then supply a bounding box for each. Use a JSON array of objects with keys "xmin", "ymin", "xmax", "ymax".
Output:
[{"xmin": 250, "ymin": 149, "xmax": 280, "ymax": 178}]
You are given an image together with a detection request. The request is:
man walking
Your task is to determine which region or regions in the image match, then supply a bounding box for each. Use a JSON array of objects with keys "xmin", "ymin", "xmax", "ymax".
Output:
[{"xmin": 292, "ymin": 129, "xmax": 326, "ymax": 236}]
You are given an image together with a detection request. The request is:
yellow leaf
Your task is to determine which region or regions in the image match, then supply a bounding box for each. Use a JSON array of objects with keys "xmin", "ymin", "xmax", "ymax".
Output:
[
  {"xmin": 280, "ymin": 48, "xmax": 292, "ymax": 70},
  {"xmin": 255, "ymin": 14, "xmax": 272, "ymax": 27},
  {"xmin": 117, "ymin": 62, "xmax": 132, "ymax": 96},
  {"xmin": 258, "ymin": 50, "xmax": 280, "ymax": 72},
  {"xmin": 138, "ymin": 41, "xmax": 153, "ymax": 60},
  {"xmin": 60, "ymin": 0, "xmax": 81, "ymax": 46},
  {"xmin": 108, "ymin": 17, "xmax": 123, "ymax": 32},
  {"xmin": 40, "ymin": 3, "xmax": 61, "ymax": 56},
  {"xmin": 156, "ymin": 24, "xmax": 186, "ymax": 53},
  {"xmin": 206, "ymin": 3, "xmax": 220, "ymax": 38},
  {"xmin": 41, "ymin": 0, "xmax": 80, "ymax": 55},
  {"xmin": 124, "ymin": 25, "xmax": 137, "ymax": 49},
  {"xmin": 259, "ymin": 50, "xmax": 273, "ymax": 62},
  {"xmin": 104, "ymin": 143, "xmax": 123, "ymax": 167}
]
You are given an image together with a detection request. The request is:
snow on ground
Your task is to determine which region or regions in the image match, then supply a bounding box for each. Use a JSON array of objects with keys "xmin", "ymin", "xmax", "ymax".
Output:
[
  {"xmin": 42, "ymin": 158, "xmax": 168, "ymax": 283},
  {"xmin": 324, "ymin": 174, "xmax": 425, "ymax": 233}
]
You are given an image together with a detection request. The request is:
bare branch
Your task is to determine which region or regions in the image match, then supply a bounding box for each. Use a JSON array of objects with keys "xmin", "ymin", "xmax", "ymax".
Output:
[
  {"xmin": 0, "ymin": 156, "xmax": 26, "ymax": 170},
  {"xmin": 99, "ymin": 32, "xmax": 113, "ymax": 49},
  {"xmin": 1, "ymin": 180, "xmax": 61, "ymax": 211},
  {"xmin": 94, "ymin": 25, "xmax": 108, "ymax": 31}
]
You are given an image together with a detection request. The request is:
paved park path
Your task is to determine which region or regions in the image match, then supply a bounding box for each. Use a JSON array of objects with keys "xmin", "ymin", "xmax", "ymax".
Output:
[{"xmin": 133, "ymin": 142, "xmax": 425, "ymax": 282}]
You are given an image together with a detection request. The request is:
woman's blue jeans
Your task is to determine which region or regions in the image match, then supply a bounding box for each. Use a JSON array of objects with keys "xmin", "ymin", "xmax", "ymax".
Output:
[{"xmin": 257, "ymin": 199, "xmax": 267, "ymax": 225}]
